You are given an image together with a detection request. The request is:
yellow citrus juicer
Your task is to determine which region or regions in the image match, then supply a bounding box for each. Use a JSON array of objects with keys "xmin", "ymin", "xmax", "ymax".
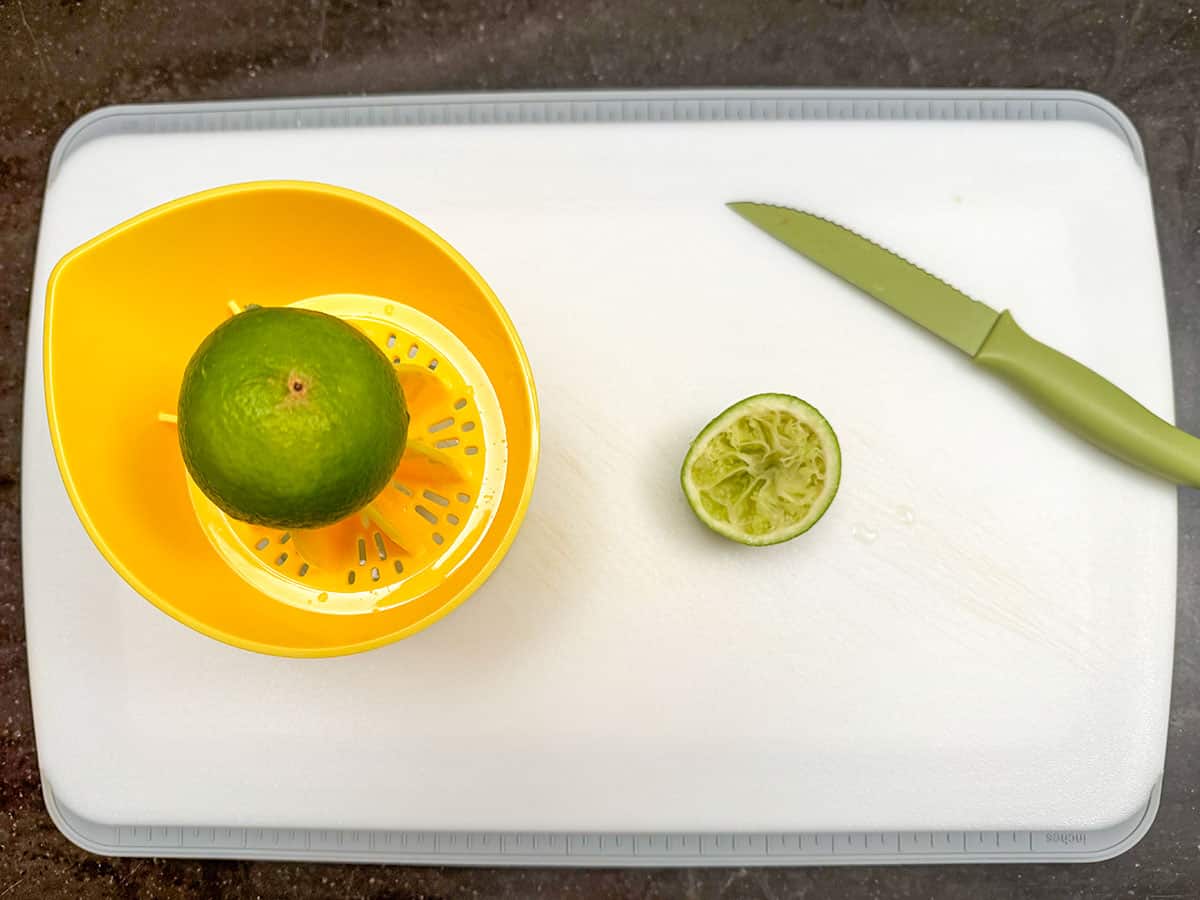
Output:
[{"xmin": 43, "ymin": 181, "xmax": 539, "ymax": 657}]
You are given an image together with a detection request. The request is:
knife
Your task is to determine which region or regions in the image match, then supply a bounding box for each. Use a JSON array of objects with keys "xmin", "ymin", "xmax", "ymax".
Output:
[{"xmin": 729, "ymin": 201, "xmax": 1200, "ymax": 487}]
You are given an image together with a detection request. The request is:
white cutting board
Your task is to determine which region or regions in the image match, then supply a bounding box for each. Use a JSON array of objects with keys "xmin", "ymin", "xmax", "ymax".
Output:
[{"xmin": 24, "ymin": 96, "xmax": 1175, "ymax": 836}]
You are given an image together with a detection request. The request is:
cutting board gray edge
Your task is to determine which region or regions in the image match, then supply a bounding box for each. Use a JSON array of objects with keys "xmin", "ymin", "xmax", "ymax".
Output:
[
  {"xmin": 47, "ymin": 87, "xmax": 1145, "ymax": 184},
  {"xmin": 41, "ymin": 775, "xmax": 1160, "ymax": 866}
]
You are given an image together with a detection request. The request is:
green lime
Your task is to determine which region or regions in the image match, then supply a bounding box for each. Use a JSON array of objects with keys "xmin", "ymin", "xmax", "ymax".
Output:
[
  {"xmin": 681, "ymin": 393, "xmax": 841, "ymax": 546},
  {"xmin": 178, "ymin": 307, "xmax": 409, "ymax": 530}
]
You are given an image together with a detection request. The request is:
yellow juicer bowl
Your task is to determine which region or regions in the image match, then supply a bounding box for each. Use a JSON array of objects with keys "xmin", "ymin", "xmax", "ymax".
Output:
[{"xmin": 44, "ymin": 181, "xmax": 539, "ymax": 657}]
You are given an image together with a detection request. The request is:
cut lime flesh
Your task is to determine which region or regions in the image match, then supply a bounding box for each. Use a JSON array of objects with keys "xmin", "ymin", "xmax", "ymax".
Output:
[{"xmin": 681, "ymin": 393, "xmax": 841, "ymax": 546}]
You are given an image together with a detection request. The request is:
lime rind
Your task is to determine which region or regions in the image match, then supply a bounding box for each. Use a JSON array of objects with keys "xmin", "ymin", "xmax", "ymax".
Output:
[{"xmin": 681, "ymin": 393, "xmax": 841, "ymax": 546}]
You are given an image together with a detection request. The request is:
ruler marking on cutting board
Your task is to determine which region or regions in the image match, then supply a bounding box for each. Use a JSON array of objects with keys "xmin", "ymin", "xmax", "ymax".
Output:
[
  {"xmin": 47, "ymin": 89, "xmax": 1146, "ymax": 186},
  {"xmin": 49, "ymin": 779, "xmax": 1158, "ymax": 864}
]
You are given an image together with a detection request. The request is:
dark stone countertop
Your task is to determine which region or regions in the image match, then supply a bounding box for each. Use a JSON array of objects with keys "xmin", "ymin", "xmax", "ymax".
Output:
[{"xmin": 2, "ymin": 1, "xmax": 1199, "ymax": 897}]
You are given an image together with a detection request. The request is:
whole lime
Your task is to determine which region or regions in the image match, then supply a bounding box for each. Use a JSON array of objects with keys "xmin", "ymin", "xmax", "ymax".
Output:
[{"xmin": 178, "ymin": 307, "xmax": 409, "ymax": 530}]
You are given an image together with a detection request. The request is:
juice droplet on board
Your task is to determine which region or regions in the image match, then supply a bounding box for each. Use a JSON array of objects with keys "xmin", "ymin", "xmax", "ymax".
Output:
[{"xmin": 851, "ymin": 523, "xmax": 878, "ymax": 544}]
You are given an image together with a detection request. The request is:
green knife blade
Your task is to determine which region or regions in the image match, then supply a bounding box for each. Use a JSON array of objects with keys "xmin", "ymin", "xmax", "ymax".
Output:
[
  {"xmin": 728, "ymin": 200, "xmax": 1200, "ymax": 488},
  {"xmin": 728, "ymin": 201, "xmax": 999, "ymax": 356}
]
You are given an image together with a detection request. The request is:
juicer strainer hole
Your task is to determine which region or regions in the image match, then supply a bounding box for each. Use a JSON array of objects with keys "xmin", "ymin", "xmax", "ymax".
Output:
[
  {"xmin": 394, "ymin": 560, "xmax": 404, "ymax": 574},
  {"xmin": 392, "ymin": 357, "xmax": 402, "ymax": 365},
  {"xmin": 347, "ymin": 571, "xmax": 356, "ymax": 585},
  {"xmin": 373, "ymin": 532, "xmax": 387, "ymax": 560},
  {"xmin": 407, "ymin": 344, "xmax": 419, "ymax": 359},
  {"xmin": 428, "ymin": 359, "xmax": 439, "ymax": 371},
  {"xmin": 298, "ymin": 563, "xmax": 310, "ymax": 577},
  {"xmin": 433, "ymin": 533, "xmax": 444, "ymax": 546},
  {"xmin": 461, "ymin": 421, "xmax": 476, "ymax": 432},
  {"xmin": 454, "ymin": 398, "xmax": 468, "ymax": 410},
  {"xmin": 415, "ymin": 505, "xmax": 438, "ymax": 524},
  {"xmin": 447, "ymin": 513, "xmax": 460, "ymax": 526},
  {"xmin": 357, "ymin": 538, "xmax": 367, "ymax": 565},
  {"xmin": 386, "ymin": 334, "xmax": 397, "ymax": 349},
  {"xmin": 371, "ymin": 567, "xmax": 381, "ymax": 582},
  {"xmin": 428, "ymin": 418, "xmax": 454, "ymax": 433},
  {"xmin": 423, "ymin": 490, "xmax": 450, "ymax": 507},
  {"xmin": 465, "ymin": 446, "xmax": 479, "ymax": 456},
  {"xmin": 457, "ymin": 492, "xmax": 470, "ymax": 503},
  {"xmin": 255, "ymin": 538, "xmax": 270, "ymax": 551},
  {"xmin": 279, "ymin": 532, "xmax": 291, "ymax": 544},
  {"xmin": 276, "ymin": 553, "xmax": 288, "ymax": 566},
  {"xmin": 435, "ymin": 438, "xmax": 459, "ymax": 449},
  {"xmin": 394, "ymin": 483, "xmax": 413, "ymax": 495}
]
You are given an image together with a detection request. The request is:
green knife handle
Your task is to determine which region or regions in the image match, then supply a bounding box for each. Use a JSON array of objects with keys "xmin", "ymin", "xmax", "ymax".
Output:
[{"xmin": 974, "ymin": 310, "xmax": 1200, "ymax": 486}]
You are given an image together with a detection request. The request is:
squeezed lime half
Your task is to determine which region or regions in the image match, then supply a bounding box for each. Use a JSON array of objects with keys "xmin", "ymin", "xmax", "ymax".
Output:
[{"xmin": 681, "ymin": 393, "xmax": 841, "ymax": 546}]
